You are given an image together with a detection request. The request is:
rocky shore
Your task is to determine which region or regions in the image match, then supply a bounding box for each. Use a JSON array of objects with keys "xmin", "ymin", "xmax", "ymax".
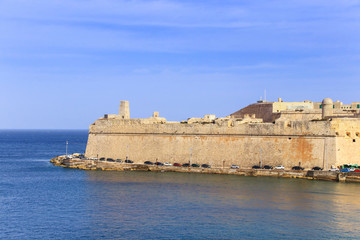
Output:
[{"xmin": 50, "ymin": 156, "xmax": 360, "ymax": 183}]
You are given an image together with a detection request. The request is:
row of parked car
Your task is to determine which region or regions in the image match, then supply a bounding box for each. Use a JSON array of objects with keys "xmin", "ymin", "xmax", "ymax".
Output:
[
  {"xmin": 96, "ymin": 158, "xmax": 212, "ymax": 168},
  {"xmin": 88, "ymin": 157, "xmax": 348, "ymax": 172},
  {"xmin": 251, "ymin": 165, "xmax": 286, "ymax": 170},
  {"xmin": 339, "ymin": 164, "xmax": 360, "ymax": 172},
  {"xmin": 98, "ymin": 157, "xmax": 134, "ymax": 163},
  {"xmin": 144, "ymin": 161, "xmax": 211, "ymax": 168},
  {"xmin": 250, "ymin": 165, "xmax": 324, "ymax": 171}
]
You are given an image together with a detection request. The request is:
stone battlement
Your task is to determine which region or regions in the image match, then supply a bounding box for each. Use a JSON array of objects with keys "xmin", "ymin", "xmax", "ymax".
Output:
[{"xmin": 90, "ymin": 117, "xmax": 335, "ymax": 137}]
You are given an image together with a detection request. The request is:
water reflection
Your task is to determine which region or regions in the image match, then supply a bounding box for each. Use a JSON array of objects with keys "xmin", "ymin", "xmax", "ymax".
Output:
[{"xmin": 84, "ymin": 171, "xmax": 360, "ymax": 239}]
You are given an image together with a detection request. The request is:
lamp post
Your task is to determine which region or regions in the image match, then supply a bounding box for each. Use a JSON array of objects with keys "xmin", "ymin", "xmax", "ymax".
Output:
[
  {"xmin": 189, "ymin": 147, "xmax": 192, "ymax": 166},
  {"xmin": 126, "ymin": 145, "xmax": 129, "ymax": 161}
]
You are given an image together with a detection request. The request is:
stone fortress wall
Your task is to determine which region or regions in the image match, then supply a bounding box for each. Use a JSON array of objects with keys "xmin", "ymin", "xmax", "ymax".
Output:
[{"xmin": 85, "ymin": 98, "xmax": 360, "ymax": 170}]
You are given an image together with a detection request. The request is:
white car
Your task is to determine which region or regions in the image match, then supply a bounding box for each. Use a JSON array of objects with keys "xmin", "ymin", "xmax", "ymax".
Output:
[
  {"xmin": 230, "ymin": 165, "xmax": 240, "ymax": 169},
  {"xmin": 164, "ymin": 162, "xmax": 172, "ymax": 166},
  {"xmin": 274, "ymin": 165, "xmax": 285, "ymax": 170},
  {"xmin": 329, "ymin": 168, "xmax": 339, "ymax": 172}
]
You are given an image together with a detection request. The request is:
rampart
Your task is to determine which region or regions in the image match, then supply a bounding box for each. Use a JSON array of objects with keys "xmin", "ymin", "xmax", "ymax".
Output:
[
  {"xmin": 85, "ymin": 118, "xmax": 338, "ymax": 169},
  {"xmin": 84, "ymin": 100, "xmax": 360, "ymax": 170}
]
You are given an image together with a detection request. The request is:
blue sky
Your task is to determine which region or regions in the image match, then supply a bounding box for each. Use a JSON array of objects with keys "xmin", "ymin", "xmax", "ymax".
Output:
[{"xmin": 1, "ymin": 0, "xmax": 360, "ymax": 129}]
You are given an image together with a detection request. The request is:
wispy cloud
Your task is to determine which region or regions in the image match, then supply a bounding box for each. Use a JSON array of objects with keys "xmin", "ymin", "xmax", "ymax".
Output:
[
  {"xmin": 0, "ymin": 0, "xmax": 249, "ymax": 28},
  {"xmin": 2, "ymin": 0, "xmax": 358, "ymax": 29}
]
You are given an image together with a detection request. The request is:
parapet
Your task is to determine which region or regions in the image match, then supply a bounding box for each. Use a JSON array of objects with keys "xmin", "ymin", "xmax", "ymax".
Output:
[
  {"xmin": 188, "ymin": 115, "xmax": 216, "ymax": 124},
  {"xmin": 104, "ymin": 114, "xmax": 120, "ymax": 119},
  {"xmin": 100, "ymin": 98, "xmax": 360, "ymax": 130}
]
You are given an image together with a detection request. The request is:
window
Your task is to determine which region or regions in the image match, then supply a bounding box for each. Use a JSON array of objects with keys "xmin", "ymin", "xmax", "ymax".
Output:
[
  {"xmin": 320, "ymin": 105, "xmax": 322, "ymax": 109},
  {"xmin": 358, "ymin": 104, "xmax": 360, "ymax": 108}
]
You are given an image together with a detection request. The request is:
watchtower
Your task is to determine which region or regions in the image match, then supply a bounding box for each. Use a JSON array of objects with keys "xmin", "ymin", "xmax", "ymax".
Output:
[
  {"xmin": 119, "ymin": 101, "xmax": 130, "ymax": 119},
  {"xmin": 322, "ymin": 98, "xmax": 333, "ymax": 119}
]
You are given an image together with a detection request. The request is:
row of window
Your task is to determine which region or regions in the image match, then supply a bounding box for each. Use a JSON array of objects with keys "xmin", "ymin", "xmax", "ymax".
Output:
[{"xmin": 319, "ymin": 104, "xmax": 360, "ymax": 109}]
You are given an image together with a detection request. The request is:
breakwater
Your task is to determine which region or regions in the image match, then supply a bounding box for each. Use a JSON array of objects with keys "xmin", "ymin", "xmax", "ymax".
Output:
[{"xmin": 50, "ymin": 156, "xmax": 360, "ymax": 183}]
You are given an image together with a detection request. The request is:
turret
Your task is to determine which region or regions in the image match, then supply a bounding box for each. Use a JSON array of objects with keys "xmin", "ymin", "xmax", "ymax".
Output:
[
  {"xmin": 322, "ymin": 98, "xmax": 333, "ymax": 119},
  {"xmin": 119, "ymin": 101, "xmax": 130, "ymax": 119}
]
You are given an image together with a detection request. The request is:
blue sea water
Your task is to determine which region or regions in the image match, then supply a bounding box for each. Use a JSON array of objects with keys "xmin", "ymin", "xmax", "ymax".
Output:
[{"xmin": 1, "ymin": 130, "xmax": 360, "ymax": 239}]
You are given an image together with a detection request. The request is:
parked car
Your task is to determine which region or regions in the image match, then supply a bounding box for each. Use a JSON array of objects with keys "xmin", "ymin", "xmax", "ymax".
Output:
[
  {"xmin": 231, "ymin": 165, "xmax": 240, "ymax": 169},
  {"xmin": 312, "ymin": 166, "xmax": 323, "ymax": 171},
  {"xmin": 99, "ymin": 157, "xmax": 106, "ymax": 161},
  {"xmin": 116, "ymin": 159, "xmax": 122, "ymax": 163},
  {"xmin": 107, "ymin": 158, "xmax": 115, "ymax": 162},
  {"xmin": 164, "ymin": 162, "xmax": 172, "ymax": 166},
  {"xmin": 173, "ymin": 163, "xmax": 182, "ymax": 167},
  {"xmin": 125, "ymin": 159, "xmax": 134, "ymax": 163},
  {"xmin": 155, "ymin": 162, "xmax": 164, "ymax": 166},
  {"xmin": 191, "ymin": 163, "xmax": 200, "ymax": 167},
  {"xmin": 355, "ymin": 169, "xmax": 360, "ymax": 173},
  {"xmin": 274, "ymin": 165, "xmax": 285, "ymax": 170},
  {"xmin": 263, "ymin": 165, "xmax": 273, "ymax": 169},
  {"xmin": 340, "ymin": 168, "xmax": 351, "ymax": 172},
  {"xmin": 252, "ymin": 165, "xmax": 261, "ymax": 169},
  {"xmin": 201, "ymin": 164, "xmax": 211, "ymax": 168},
  {"xmin": 329, "ymin": 168, "xmax": 339, "ymax": 172},
  {"xmin": 292, "ymin": 166, "xmax": 304, "ymax": 170},
  {"xmin": 144, "ymin": 161, "xmax": 154, "ymax": 165},
  {"xmin": 182, "ymin": 163, "xmax": 190, "ymax": 167}
]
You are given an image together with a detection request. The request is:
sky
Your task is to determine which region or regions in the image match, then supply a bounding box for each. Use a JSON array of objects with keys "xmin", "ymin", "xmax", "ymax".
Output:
[{"xmin": 1, "ymin": 0, "xmax": 360, "ymax": 129}]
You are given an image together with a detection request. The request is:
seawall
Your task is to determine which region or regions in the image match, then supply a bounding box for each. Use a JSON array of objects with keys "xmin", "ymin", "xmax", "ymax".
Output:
[{"xmin": 50, "ymin": 156, "xmax": 360, "ymax": 183}]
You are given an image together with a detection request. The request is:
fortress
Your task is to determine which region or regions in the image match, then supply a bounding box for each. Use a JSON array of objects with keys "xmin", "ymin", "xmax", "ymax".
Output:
[{"xmin": 84, "ymin": 98, "xmax": 360, "ymax": 170}]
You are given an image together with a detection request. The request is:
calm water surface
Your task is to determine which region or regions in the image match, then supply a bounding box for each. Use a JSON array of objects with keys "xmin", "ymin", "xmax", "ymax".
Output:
[{"xmin": 0, "ymin": 130, "xmax": 360, "ymax": 239}]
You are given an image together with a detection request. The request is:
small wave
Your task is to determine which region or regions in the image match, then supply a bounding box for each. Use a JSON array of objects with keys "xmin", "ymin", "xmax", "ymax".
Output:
[{"xmin": 29, "ymin": 159, "xmax": 52, "ymax": 162}]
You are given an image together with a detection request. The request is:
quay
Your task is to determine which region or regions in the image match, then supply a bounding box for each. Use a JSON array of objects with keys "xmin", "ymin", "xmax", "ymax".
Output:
[{"xmin": 50, "ymin": 156, "xmax": 360, "ymax": 183}]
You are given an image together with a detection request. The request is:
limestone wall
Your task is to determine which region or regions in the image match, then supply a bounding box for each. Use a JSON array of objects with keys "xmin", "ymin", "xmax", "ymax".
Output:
[
  {"xmin": 275, "ymin": 112, "xmax": 322, "ymax": 121},
  {"xmin": 330, "ymin": 118, "xmax": 360, "ymax": 166},
  {"xmin": 85, "ymin": 118, "xmax": 340, "ymax": 169},
  {"xmin": 273, "ymin": 101, "xmax": 313, "ymax": 112}
]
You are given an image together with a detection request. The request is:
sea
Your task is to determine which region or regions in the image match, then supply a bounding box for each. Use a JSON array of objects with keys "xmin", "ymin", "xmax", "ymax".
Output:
[{"xmin": 0, "ymin": 130, "xmax": 360, "ymax": 239}]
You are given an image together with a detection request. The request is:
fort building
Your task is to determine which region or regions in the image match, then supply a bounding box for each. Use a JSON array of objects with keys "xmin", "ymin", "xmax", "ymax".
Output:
[
  {"xmin": 85, "ymin": 98, "xmax": 360, "ymax": 170},
  {"xmin": 230, "ymin": 98, "xmax": 360, "ymax": 122}
]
